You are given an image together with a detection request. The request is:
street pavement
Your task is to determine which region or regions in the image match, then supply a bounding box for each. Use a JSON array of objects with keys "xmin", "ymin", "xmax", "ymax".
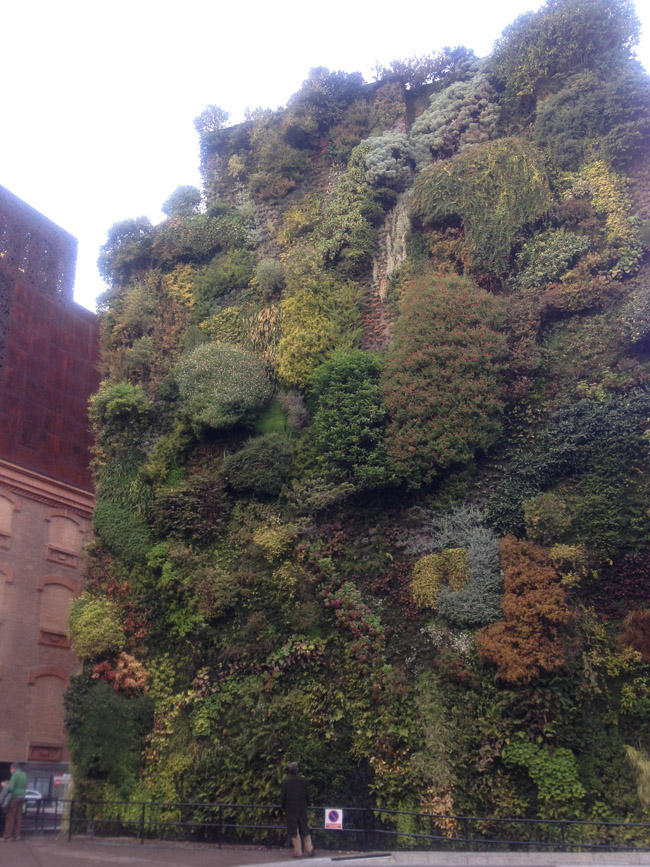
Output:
[{"xmin": 2, "ymin": 839, "xmax": 650, "ymax": 867}]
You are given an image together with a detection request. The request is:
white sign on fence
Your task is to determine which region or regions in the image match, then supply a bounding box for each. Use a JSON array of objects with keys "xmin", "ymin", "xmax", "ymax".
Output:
[{"xmin": 325, "ymin": 808, "xmax": 343, "ymax": 830}]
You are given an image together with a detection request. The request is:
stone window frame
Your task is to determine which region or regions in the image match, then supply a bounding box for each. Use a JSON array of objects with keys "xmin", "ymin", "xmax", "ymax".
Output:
[
  {"xmin": 36, "ymin": 575, "xmax": 80, "ymax": 649},
  {"xmin": 44, "ymin": 508, "xmax": 85, "ymax": 569},
  {"xmin": 0, "ymin": 490, "xmax": 21, "ymax": 551}
]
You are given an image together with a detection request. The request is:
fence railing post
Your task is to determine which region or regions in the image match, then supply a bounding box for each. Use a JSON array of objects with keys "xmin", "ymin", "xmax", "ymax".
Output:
[
  {"xmin": 218, "ymin": 804, "xmax": 222, "ymax": 849},
  {"xmin": 464, "ymin": 816, "xmax": 470, "ymax": 852},
  {"xmin": 140, "ymin": 802, "xmax": 146, "ymax": 845},
  {"xmin": 68, "ymin": 799, "xmax": 74, "ymax": 843}
]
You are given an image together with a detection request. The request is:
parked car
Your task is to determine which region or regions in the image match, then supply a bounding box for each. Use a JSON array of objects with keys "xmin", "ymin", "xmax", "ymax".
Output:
[{"xmin": 24, "ymin": 790, "xmax": 42, "ymax": 807}]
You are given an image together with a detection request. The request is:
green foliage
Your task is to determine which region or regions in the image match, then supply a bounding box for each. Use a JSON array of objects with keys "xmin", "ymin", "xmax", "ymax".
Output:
[
  {"xmin": 411, "ymin": 138, "xmax": 552, "ymax": 274},
  {"xmin": 374, "ymin": 46, "xmax": 477, "ymax": 91},
  {"xmin": 382, "ymin": 269, "xmax": 508, "ymax": 487},
  {"xmin": 175, "ymin": 342, "xmax": 272, "ymax": 432},
  {"xmin": 152, "ymin": 473, "xmax": 230, "ymax": 546},
  {"xmin": 490, "ymin": 0, "xmax": 640, "ymax": 120},
  {"xmin": 289, "ymin": 67, "xmax": 366, "ymax": 131},
  {"xmin": 320, "ymin": 144, "xmax": 387, "ymax": 277},
  {"xmin": 162, "ymin": 185, "xmax": 202, "ymax": 218},
  {"xmin": 364, "ymin": 131, "xmax": 414, "ymax": 191},
  {"xmin": 152, "ymin": 213, "xmax": 248, "ymax": 268},
  {"xmin": 621, "ymin": 283, "xmax": 650, "ymax": 343},
  {"xmin": 276, "ymin": 280, "xmax": 362, "ymax": 389},
  {"xmin": 512, "ymin": 229, "xmax": 591, "ymax": 290},
  {"xmin": 193, "ymin": 249, "xmax": 255, "ymax": 320},
  {"xmin": 221, "ymin": 433, "xmax": 294, "ymax": 498},
  {"xmin": 504, "ymin": 737, "xmax": 585, "ymax": 819},
  {"xmin": 255, "ymin": 258, "xmax": 284, "ymax": 295},
  {"xmin": 487, "ymin": 391, "xmax": 650, "ymax": 542},
  {"xmin": 410, "ymin": 72, "xmax": 500, "ymax": 164},
  {"xmin": 68, "ymin": 595, "xmax": 125, "ymax": 659},
  {"xmin": 97, "ymin": 217, "xmax": 153, "ymax": 288},
  {"xmin": 65, "ymin": 677, "xmax": 153, "ymax": 788},
  {"xmin": 200, "ymin": 306, "xmax": 245, "ymax": 344},
  {"xmin": 533, "ymin": 66, "xmax": 650, "ymax": 170},
  {"xmin": 93, "ymin": 500, "xmax": 153, "ymax": 564},
  {"xmin": 89, "ymin": 381, "xmax": 152, "ymax": 452},
  {"xmin": 309, "ymin": 350, "xmax": 394, "ymax": 490}
]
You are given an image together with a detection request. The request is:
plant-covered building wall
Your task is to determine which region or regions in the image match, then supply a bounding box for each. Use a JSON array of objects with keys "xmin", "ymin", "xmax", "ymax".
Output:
[{"xmin": 69, "ymin": 0, "xmax": 650, "ymax": 831}]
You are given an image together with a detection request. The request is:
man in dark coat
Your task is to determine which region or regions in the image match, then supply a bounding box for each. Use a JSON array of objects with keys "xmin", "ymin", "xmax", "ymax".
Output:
[{"xmin": 280, "ymin": 762, "xmax": 314, "ymax": 857}]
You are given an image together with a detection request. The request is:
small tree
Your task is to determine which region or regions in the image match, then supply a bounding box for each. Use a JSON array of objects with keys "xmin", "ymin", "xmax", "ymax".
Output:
[{"xmin": 161, "ymin": 185, "xmax": 202, "ymax": 218}]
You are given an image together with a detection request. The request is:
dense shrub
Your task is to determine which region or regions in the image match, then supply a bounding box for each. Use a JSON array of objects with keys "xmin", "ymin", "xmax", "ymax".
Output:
[
  {"xmin": 475, "ymin": 536, "xmax": 574, "ymax": 684},
  {"xmin": 255, "ymin": 258, "xmax": 284, "ymax": 295},
  {"xmin": 533, "ymin": 67, "xmax": 650, "ymax": 170},
  {"xmin": 382, "ymin": 270, "xmax": 508, "ymax": 487},
  {"xmin": 320, "ymin": 144, "xmax": 387, "ymax": 277},
  {"xmin": 489, "ymin": 0, "xmax": 640, "ymax": 119},
  {"xmin": 309, "ymin": 350, "xmax": 394, "ymax": 490},
  {"xmin": 488, "ymin": 391, "xmax": 650, "ymax": 537},
  {"xmin": 69, "ymin": 595, "xmax": 126, "ymax": 659},
  {"xmin": 65, "ymin": 677, "xmax": 153, "ymax": 788},
  {"xmin": 152, "ymin": 213, "xmax": 248, "ymax": 268},
  {"xmin": 276, "ymin": 281, "xmax": 362, "ymax": 389},
  {"xmin": 151, "ymin": 473, "xmax": 230, "ymax": 546},
  {"xmin": 161, "ymin": 185, "xmax": 202, "ymax": 218},
  {"xmin": 411, "ymin": 138, "xmax": 551, "ymax": 274},
  {"xmin": 93, "ymin": 500, "xmax": 153, "ymax": 564},
  {"xmin": 504, "ymin": 737, "xmax": 585, "ymax": 819},
  {"xmin": 364, "ymin": 132, "xmax": 415, "ymax": 191},
  {"xmin": 97, "ymin": 217, "xmax": 154, "ymax": 288},
  {"xmin": 512, "ymin": 229, "xmax": 591, "ymax": 290},
  {"xmin": 88, "ymin": 381, "xmax": 153, "ymax": 452},
  {"xmin": 410, "ymin": 72, "xmax": 500, "ymax": 164},
  {"xmin": 192, "ymin": 249, "xmax": 255, "ymax": 319},
  {"xmin": 221, "ymin": 433, "xmax": 294, "ymax": 498},
  {"xmin": 621, "ymin": 283, "xmax": 650, "ymax": 343},
  {"xmin": 175, "ymin": 342, "xmax": 272, "ymax": 431},
  {"xmin": 411, "ymin": 549, "xmax": 468, "ymax": 609}
]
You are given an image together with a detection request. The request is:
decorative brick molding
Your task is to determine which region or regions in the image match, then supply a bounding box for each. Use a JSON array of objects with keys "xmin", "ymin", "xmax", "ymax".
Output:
[
  {"xmin": 36, "ymin": 575, "xmax": 78, "ymax": 594},
  {"xmin": 0, "ymin": 459, "xmax": 94, "ymax": 518},
  {"xmin": 27, "ymin": 666, "xmax": 68, "ymax": 686},
  {"xmin": 28, "ymin": 744, "xmax": 63, "ymax": 762},
  {"xmin": 38, "ymin": 630, "xmax": 71, "ymax": 649},
  {"xmin": 45, "ymin": 545, "xmax": 79, "ymax": 569},
  {"xmin": 0, "ymin": 565, "xmax": 14, "ymax": 583}
]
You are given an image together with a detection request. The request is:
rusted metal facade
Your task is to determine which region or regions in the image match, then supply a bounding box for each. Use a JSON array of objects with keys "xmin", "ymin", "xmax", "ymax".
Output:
[{"xmin": 0, "ymin": 186, "xmax": 98, "ymax": 772}]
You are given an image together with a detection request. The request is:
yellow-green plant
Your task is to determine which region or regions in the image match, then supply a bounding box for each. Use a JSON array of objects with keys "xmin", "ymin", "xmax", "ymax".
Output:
[
  {"xmin": 69, "ymin": 595, "xmax": 126, "ymax": 659},
  {"xmin": 411, "ymin": 549, "xmax": 469, "ymax": 609}
]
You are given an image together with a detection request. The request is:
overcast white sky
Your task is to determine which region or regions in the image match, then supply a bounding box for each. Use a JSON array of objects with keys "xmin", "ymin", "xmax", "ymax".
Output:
[{"xmin": 2, "ymin": 0, "xmax": 649, "ymax": 311}]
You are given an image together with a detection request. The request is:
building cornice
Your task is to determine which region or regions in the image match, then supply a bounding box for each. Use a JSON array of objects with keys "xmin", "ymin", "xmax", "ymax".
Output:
[{"xmin": 0, "ymin": 459, "xmax": 94, "ymax": 518}]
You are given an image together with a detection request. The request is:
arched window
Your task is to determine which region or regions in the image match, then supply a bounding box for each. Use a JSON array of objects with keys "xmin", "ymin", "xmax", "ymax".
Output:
[
  {"xmin": 27, "ymin": 669, "xmax": 67, "ymax": 761},
  {"xmin": 38, "ymin": 579, "xmax": 75, "ymax": 648},
  {"xmin": 45, "ymin": 511, "xmax": 84, "ymax": 568}
]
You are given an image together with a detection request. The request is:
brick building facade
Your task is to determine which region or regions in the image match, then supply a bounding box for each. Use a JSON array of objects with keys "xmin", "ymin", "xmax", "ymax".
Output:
[{"xmin": 0, "ymin": 185, "xmax": 99, "ymax": 773}]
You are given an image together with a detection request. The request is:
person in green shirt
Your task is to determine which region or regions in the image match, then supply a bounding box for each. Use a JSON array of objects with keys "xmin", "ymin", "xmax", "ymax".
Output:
[{"xmin": 2, "ymin": 762, "xmax": 27, "ymax": 842}]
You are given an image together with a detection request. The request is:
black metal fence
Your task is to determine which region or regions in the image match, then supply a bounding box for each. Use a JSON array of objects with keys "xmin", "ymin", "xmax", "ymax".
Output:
[{"xmin": 17, "ymin": 798, "xmax": 650, "ymax": 852}]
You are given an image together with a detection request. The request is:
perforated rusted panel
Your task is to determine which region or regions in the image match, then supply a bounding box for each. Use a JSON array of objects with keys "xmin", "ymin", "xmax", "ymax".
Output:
[{"xmin": 0, "ymin": 185, "xmax": 76, "ymax": 303}]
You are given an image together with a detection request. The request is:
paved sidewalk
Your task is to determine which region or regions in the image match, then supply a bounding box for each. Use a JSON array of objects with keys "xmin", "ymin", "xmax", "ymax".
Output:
[{"xmin": 2, "ymin": 839, "xmax": 650, "ymax": 867}]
